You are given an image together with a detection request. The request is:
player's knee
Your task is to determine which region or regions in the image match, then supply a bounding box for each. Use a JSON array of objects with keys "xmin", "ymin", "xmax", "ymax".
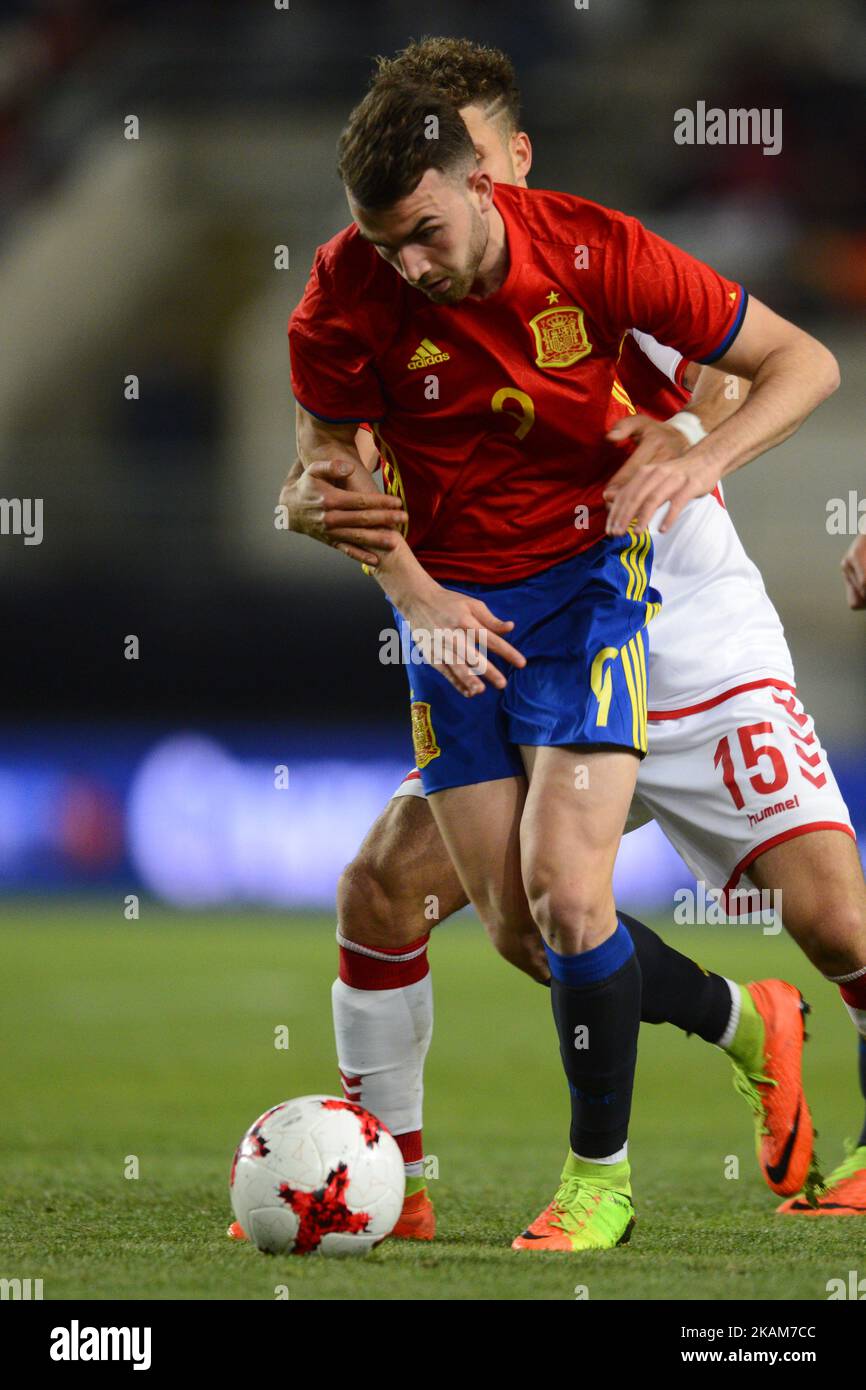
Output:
[
  {"xmin": 523, "ymin": 870, "xmax": 606, "ymax": 954},
  {"xmin": 796, "ymin": 895, "xmax": 866, "ymax": 978}
]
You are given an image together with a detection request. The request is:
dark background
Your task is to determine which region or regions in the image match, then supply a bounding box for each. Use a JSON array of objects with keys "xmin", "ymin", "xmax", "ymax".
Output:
[{"xmin": 0, "ymin": 0, "xmax": 863, "ymax": 729}]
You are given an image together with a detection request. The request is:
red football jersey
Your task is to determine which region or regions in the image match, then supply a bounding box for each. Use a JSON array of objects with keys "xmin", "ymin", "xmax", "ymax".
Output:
[{"xmin": 289, "ymin": 183, "xmax": 746, "ymax": 583}]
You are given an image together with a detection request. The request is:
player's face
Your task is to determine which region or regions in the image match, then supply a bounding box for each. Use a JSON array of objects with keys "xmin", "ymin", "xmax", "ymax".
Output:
[
  {"xmin": 458, "ymin": 103, "xmax": 533, "ymax": 189},
  {"xmin": 350, "ymin": 167, "xmax": 491, "ymax": 305}
]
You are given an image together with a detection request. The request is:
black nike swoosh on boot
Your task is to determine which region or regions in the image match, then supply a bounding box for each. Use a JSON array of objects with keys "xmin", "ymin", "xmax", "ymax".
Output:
[{"xmin": 765, "ymin": 1098, "xmax": 802, "ymax": 1188}]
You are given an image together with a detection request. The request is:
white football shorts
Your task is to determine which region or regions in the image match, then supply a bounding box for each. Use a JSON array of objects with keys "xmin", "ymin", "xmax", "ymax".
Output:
[{"xmin": 391, "ymin": 677, "xmax": 855, "ymax": 907}]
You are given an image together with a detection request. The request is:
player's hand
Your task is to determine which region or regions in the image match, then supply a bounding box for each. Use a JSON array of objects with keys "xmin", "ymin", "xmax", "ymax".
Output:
[
  {"xmin": 603, "ymin": 415, "xmax": 718, "ymax": 536},
  {"xmin": 280, "ymin": 459, "xmax": 407, "ymax": 566},
  {"xmin": 402, "ymin": 588, "xmax": 526, "ymax": 697},
  {"xmin": 841, "ymin": 533, "xmax": 866, "ymax": 610}
]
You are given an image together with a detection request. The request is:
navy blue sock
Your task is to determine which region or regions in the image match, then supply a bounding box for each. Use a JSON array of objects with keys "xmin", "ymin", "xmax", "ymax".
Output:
[
  {"xmin": 536, "ymin": 910, "xmax": 735, "ymax": 1048},
  {"xmin": 617, "ymin": 911, "xmax": 734, "ymax": 1043},
  {"xmin": 858, "ymin": 1039, "xmax": 866, "ymax": 1150},
  {"xmin": 545, "ymin": 920, "xmax": 641, "ymax": 1160}
]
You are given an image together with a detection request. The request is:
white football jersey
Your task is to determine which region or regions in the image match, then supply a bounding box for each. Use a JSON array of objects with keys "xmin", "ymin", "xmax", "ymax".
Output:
[{"xmin": 647, "ymin": 487, "xmax": 795, "ymax": 713}]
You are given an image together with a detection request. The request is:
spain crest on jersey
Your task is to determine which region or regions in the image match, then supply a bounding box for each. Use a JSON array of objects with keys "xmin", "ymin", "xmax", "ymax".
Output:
[
  {"xmin": 410, "ymin": 701, "xmax": 441, "ymax": 770},
  {"xmin": 529, "ymin": 305, "xmax": 591, "ymax": 369}
]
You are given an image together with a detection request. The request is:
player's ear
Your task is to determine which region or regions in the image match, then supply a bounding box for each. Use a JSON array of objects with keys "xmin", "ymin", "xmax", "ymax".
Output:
[
  {"xmin": 468, "ymin": 166, "xmax": 494, "ymax": 208},
  {"xmin": 511, "ymin": 131, "xmax": 532, "ymax": 185}
]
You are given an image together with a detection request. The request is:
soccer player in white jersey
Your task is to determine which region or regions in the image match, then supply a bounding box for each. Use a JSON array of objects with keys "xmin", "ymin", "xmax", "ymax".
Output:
[{"xmin": 231, "ymin": 39, "xmax": 866, "ymax": 1242}]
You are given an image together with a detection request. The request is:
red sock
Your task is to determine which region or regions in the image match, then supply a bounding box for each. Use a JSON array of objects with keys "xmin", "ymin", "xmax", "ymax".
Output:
[
  {"xmin": 832, "ymin": 965, "xmax": 866, "ymax": 1036},
  {"xmin": 338, "ymin": 932, "xmax": 430, "ymax": 990}
]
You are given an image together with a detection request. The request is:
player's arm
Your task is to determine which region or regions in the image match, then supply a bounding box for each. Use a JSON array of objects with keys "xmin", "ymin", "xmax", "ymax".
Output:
[
  {"xmin": 287, "ymin": 262, "xmax": 523, "ymax": 690},
  {"xmin": 606, "ymin": 297, "xmax": 839, "ymax": 534},
  {"xmin": 285, "ymin": 246, "xmax": 414, "ymax": 564},
  {"xmin": 290, "ymin": 406, "xmax": 526, "ymax": 695},
  {"xmin": 688, "ymin": 363, "xmax": 751, "ymax": 428},
  {"xmin": 280, "ymin": 408, "xmax": 407, "ymax": 567},
  {"xmin": 606, "ymin": 363, "xmax": 750, "ymax": 481}
]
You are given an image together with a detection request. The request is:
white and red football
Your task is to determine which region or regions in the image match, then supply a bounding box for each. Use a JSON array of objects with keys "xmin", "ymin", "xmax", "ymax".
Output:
[{"xmin": 230, "ymin": 1095, "xmax": 405, "ymax": 1256}]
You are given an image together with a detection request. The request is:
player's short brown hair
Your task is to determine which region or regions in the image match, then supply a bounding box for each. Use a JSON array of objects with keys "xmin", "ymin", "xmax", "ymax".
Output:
[
  {"xmin": 337, "ymin": 79, "xmax": 477, "ymax": 211},
  {"xmin": 373, "ymin": 36, "xmax": 522, "ymax": 135}
]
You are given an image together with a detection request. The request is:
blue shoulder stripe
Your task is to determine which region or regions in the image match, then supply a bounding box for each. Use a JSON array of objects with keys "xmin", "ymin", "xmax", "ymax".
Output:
[{"xmin": 697, "ymin": 286, "xmax": 749, "ymax": 365}]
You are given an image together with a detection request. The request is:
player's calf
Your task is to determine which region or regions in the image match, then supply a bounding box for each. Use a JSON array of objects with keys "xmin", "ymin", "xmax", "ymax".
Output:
[
  {"xmin": 750, "ymin": 829, "xmax": 866, "ymax": 980},
  {"xmin": 749, "ymin": 833, "xmax": 866, "ymax": 1046},
  {"xmin": 750, "ymin": 831, "xmax": 866, "ymax": 1202},
  {"xmin": 332, "ymin": 794, "xmax": 466, "ymax": 1237},
  {"xmin": 470, "ymin": 897, "xmax": 550, "ymax": 984},
  {"xmin": 336, "ymin": 807, "xmax": 461, "ymax": 952}
]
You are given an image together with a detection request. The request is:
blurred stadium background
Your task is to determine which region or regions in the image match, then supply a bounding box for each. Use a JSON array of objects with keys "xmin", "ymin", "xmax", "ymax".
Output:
[{"xmin": 1, "ymin": 0, "xmax": 864, "ymax": 914}]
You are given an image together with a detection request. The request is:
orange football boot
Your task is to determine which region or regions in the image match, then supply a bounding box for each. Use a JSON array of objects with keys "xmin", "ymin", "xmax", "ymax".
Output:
[
  {"xmin": 227, "ymin": 1220, "xmax": 248, "ymax": 1240},
  {"xmin": 512, "ymin": 1203, "xmax": 576, "ymax": 1253},
  {"xmin": 390, "ymin": 1187, "xmax": 436, "ymax": 1240},
  {"xmin": 512, "ymin": 1159, "xmax": 635, "ymax": 1252},
  {"xmin": 732, "ymin": 980, "xmax": 815, "ymax": 1197},
  {"xmin": 777, "ymin": 1145, "xmax": 866, "ymax": 1215}
]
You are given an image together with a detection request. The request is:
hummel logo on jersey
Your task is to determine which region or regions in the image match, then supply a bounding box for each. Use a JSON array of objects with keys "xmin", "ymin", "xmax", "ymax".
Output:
[{"xmin": 407, "ymin": 338, "xmax": 450, "ymax": 370}]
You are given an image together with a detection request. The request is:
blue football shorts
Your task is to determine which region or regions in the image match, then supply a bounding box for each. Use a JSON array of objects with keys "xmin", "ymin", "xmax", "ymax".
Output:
[{"xmin": 397, "ymin": 528, "xmax": 661, "ymax": 795}]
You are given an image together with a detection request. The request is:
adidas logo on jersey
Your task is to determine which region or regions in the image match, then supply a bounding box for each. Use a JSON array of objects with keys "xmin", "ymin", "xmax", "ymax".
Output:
[{"xmin": 407, "ymin": 338, "xmax": 450, "ymax": 370}]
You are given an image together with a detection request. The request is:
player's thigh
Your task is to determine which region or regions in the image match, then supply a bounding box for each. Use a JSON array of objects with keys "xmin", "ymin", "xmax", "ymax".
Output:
[
  {"xmin": 395, "ymin": 608, "xmax": 543, "ymax": 968},
  {"xmin": 519, "ymin": 745, "xmax": 640, "ymax": 948},
  {"xmin": 424, "ymin": 777, "xmax": 548, "ymax": 983},
  {"xmin": 749, "ymin": 830, "xmax": 866, "ymax": 976},
  {"xmin": 338, "ymin": 789, "xmax": 468, "ymax": 948},
  {"xmin": 427, "ymin": 775, "xmax": 534, "ymax": 937}
]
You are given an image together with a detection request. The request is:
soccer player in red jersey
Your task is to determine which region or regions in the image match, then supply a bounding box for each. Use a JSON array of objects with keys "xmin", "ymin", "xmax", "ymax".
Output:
[
  {"xmin": 253, "ymin": 42, "xmax": 866, "ymax": 1242},
  {"xmin": 260, "ymin": 44, "xmax": 866, "ymax": 1242},
  {"xmin": 284, "ymin": 77, "xmax": 840, "ymax": 1249}
]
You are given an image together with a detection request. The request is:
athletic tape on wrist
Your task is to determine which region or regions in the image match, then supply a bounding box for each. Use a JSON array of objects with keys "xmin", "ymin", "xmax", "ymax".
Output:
[{"xmin": 666, "ymin": 410, "xmax": 707, "ymax": 448}]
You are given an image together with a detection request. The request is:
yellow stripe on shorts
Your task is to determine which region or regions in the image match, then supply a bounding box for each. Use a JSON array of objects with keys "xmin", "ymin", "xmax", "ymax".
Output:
[
  {"xmin": 634, "ymin": 529, "xmax": 651, "ymax": 601},
  {"xmin": 620, "ymin": 528, "xmax": 639, "ymax": 600},
  {"xmin": 617, "ymin": 529, "xmax": 652, "ymax": 750},
  {"xmin": 630, "ymin": 632, "xmax": 649, "ymax": 752},
  {"xmin": 619, "ymin": 639, "xmax": 640, "ymax": 751}
]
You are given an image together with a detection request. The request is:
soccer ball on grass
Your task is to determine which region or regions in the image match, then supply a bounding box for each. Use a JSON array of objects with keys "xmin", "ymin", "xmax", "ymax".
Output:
[{"xmin": 230, "ymin": 1095, "xmax": 405, "ymax": 1255}]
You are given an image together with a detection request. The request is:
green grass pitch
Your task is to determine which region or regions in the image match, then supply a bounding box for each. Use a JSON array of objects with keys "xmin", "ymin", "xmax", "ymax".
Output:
[{"xmin": 1, "ymin": 902, "xmax": 863, "ymax": 1301}]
